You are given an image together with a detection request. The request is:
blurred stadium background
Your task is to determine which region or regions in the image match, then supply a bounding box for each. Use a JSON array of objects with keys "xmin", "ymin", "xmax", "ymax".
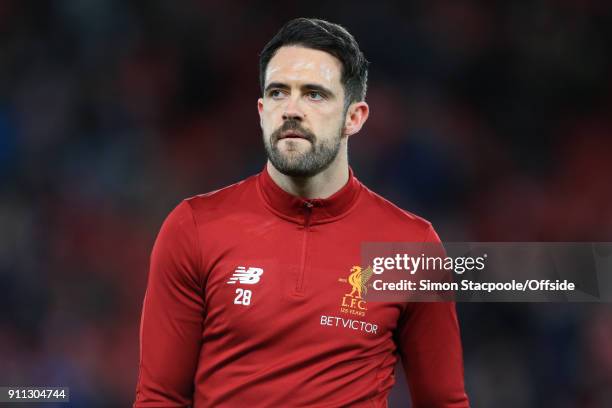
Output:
[{"xmin": 1, "ymin": 1, "xmax": 611, "ymax": 407}]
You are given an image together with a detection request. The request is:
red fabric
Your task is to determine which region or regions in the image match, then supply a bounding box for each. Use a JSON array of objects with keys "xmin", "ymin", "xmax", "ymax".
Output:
[{"xmin": 134, "ymin": 167, "xmax": 469, "ymax": 407}]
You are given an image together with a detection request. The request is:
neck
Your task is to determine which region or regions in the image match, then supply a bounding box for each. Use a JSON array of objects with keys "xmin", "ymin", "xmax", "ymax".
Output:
[{"xmin": 266, "ymin": 149, "xmax": 349, "ymax": 200}]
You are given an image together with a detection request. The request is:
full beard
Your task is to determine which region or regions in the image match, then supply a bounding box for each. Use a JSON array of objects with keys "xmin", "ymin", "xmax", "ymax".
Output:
[{"xmin": 264, "ymin": 119, "xmax": 344, "ymax": 178}]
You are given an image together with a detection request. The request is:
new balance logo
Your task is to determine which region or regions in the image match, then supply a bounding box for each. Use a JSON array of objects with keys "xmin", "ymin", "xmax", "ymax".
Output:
[{"xmin": 227, "ymin": 267, "xmax": 264, "ymax": 285}]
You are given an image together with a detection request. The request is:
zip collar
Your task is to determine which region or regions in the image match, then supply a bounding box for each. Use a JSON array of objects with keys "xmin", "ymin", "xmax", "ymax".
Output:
[{"xmin": 257, "ymin": 165, "xmax": 362, "ymax": 226}]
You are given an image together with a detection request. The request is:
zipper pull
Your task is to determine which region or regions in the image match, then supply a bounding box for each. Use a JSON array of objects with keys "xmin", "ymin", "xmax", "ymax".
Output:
[{"xmin": 303, "ymin": 201, "xmax": 313, "ymax": 227}]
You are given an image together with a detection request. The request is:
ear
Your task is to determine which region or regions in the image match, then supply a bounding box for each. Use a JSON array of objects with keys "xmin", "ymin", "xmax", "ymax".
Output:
[
  {"xmin": 257, "ymin": 98, "xmax": 264, "ymax": 127},
  {"xmin": 343, "ymin": 101, "xmax": 369, "ymax": 137}
]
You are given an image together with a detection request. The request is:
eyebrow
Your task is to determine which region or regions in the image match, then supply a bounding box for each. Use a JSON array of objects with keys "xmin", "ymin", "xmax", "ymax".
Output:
[{"xmin": 264, "ymin": 82, "xmax": 336, "ymax": 98}]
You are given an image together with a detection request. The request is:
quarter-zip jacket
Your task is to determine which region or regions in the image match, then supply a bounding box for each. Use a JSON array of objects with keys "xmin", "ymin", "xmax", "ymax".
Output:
[{"xmin": 134, "ymin": 167, "xmax": 469, "ymax": 407}]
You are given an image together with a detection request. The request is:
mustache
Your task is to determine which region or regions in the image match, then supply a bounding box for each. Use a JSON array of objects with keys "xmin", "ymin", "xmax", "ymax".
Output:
[{"xmin": 270, "ymin": 120, "xmax": 316, "ymax": 143}]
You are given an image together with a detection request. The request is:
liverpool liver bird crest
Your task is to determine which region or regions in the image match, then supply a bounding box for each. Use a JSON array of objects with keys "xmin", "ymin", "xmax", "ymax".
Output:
[{"xmin": 345, "ymin": 265, "xmax": 374, "ymax": 299}]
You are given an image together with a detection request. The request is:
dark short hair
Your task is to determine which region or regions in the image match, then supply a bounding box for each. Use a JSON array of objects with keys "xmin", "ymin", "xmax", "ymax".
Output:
[{"xmin": 259, "ymin": 18, "xmax": 369, "ymax": 107}]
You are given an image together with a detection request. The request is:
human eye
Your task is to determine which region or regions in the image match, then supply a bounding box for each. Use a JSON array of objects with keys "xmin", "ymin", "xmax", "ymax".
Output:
[
  {"xmin": 307, "ymin": 91, "xmax": 324, "ymax": 101},
  {"xmin": 267, "ymin": 89, "xmax": 286, "ymax": 99}
]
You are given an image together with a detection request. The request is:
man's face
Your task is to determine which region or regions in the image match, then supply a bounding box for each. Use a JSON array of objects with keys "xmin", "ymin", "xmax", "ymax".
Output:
[{"xmin": 258, "ymin": 46, "xmax": 347, "ymax": 177}]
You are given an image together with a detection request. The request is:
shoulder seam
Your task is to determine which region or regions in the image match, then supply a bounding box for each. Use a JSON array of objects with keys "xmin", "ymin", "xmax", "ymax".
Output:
[
  {"xmin": 361, "ymin": 184, "xmax": 432, "ymax": 227},
  {"xmin": 183, "ymin": 199, "xmax": 204, "ymax": 288},
  {"xmin": 421, "ymin": 222, "xmax": 434, "ymax": 242},
  {"xmin": 190, "ymin": 176, "xmax": 254, "ymax": 200}
]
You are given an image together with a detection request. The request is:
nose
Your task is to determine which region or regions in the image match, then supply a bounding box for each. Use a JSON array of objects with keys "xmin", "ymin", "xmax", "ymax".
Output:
[{"xmin": 282, "ymin": 96, "xmax": 304, "ymax": 121}]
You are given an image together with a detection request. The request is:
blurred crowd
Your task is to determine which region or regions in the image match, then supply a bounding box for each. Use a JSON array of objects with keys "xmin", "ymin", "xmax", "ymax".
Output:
[{"xmin": 1, "ymin": 1, "xmax": 611, "ymax": 406}]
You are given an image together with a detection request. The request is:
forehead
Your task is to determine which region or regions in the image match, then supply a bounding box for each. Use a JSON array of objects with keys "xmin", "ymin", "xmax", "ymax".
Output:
[{"xmin": 265, "ymin": 46, "xmax": 343, "ymax": 88}]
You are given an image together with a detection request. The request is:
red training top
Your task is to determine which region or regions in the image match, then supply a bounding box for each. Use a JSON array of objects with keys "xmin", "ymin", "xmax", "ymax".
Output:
[{"xmin": 134, "ymin": 167, "xmax": 469, "ymax": 407}]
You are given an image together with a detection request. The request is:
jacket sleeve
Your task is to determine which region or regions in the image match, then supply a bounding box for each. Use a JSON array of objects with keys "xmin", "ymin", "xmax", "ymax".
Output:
[
  {"xmin": 134, "ymin": 201, "xmax": 204, "ymax": 407},
  {"xmin": 396, "ymin": 225, "xmax": 469, "ymax": 407}
]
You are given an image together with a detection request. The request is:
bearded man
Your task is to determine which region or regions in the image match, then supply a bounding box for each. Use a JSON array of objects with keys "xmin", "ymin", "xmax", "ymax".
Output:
[{"xmin": 134, "ymin": 18, "xmax": 469, "ymax": 408}]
